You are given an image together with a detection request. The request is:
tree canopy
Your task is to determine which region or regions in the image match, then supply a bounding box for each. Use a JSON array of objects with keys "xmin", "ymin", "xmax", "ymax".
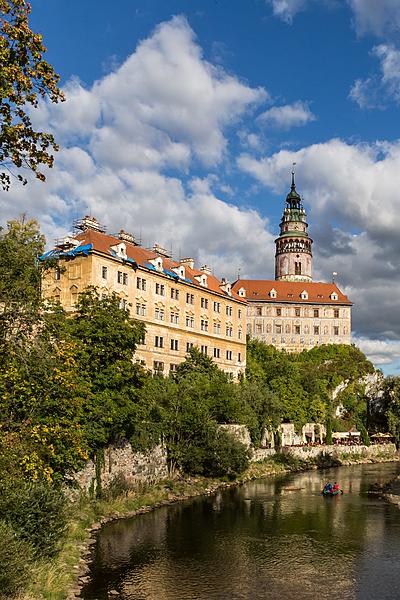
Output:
[{"xmin": 0, "ymin": 0, "xmax": 64, "ymax": 189}]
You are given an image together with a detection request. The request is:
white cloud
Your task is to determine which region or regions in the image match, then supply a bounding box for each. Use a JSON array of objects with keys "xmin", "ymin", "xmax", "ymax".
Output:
[
  {"xmin": 267, "ymin": 0, "xmax": 310, "ymax": 23},
  {"xmin": 355, "ymin": 337, "xmax": 400, "ymax": 366},
  {"xmin": 350, "ymin": 44, "xmax": 400, "ymax": 108},
  {"xmin": 348, "ymin": 0, "xmax": 400, "ymax": 36},
  {"xmin": 258, "ymin": 101, "xmax": 316, "ymax": 129},
  {"xmin": 33, "ymin": 16, "xmax": 266, "ymax": 170}
]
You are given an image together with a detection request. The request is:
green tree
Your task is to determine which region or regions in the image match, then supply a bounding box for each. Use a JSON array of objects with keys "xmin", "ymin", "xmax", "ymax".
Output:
[{"xmin": 0, "ymin": 0, "xmax": 64, "ymax": 189}]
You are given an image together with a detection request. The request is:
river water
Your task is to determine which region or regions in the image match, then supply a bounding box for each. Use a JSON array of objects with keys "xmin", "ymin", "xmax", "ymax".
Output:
[{"xmin": 81, "ymin": 462, "xmax": 400, "ymax": 600}]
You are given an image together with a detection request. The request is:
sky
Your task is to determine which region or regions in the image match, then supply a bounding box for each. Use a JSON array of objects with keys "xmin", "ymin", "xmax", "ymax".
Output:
[{"xmin": 2, "ymin": 0, "xmax": 400, "ymax": 373}]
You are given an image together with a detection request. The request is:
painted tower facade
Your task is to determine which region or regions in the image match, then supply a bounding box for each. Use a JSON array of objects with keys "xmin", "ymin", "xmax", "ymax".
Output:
[{"xmin": 275, "ymin": 172, "xmax": 313, "ymax": 282}]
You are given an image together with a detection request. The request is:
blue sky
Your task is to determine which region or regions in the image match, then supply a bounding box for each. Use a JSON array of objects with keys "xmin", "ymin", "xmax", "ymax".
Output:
[{"xmin": 3, "ymin": 0, "xmax": 400, "ymax": 372}]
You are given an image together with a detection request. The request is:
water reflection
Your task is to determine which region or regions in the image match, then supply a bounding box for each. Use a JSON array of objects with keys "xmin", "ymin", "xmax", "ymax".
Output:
[{"xmin": 82, "ymin": 463, "xmax": 400, "ymax": 600}]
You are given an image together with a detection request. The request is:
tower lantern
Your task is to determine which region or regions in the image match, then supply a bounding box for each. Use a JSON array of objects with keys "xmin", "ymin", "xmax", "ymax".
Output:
[{"xmin": 274, "ymin": 170, "xmax": 313, "ymax": 282}]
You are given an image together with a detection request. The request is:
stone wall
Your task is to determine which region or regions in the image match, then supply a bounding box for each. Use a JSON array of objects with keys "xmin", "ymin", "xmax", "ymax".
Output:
[
  {"xmin": 73, "ymin": 441, "xmax": 168, "ymax": 495},
  {"xmin": 283, "ymin": 443, "xmax": 396, "ymax": 460}
]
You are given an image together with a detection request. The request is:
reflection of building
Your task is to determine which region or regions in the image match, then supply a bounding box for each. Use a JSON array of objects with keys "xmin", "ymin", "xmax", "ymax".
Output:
[
  {"xmin": 41, "ymin": 216, "xmax": 246, "ymax": 377},
  {"xmin": 232, "ymin": 172, "xmax": 352, "ymax": 352}
]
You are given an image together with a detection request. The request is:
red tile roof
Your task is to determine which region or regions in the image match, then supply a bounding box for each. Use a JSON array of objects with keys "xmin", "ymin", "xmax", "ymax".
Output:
[
  {"xmin": 231, "ymin": 279, "xmax": 352, "ymax": 305},
  {"xmin": 69, "ymin": 229, "xmax": 245, "ymax": 302}
]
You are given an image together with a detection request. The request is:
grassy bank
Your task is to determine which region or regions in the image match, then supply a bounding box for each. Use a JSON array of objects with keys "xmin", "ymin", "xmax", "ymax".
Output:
[{"xmin": 22, "ymin": 449, "xmax": 399, "ymax": 600}]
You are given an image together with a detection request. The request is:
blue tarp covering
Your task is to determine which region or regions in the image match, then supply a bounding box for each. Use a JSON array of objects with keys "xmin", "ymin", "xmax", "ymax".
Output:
[
  {"xmin": 144, "ymin": 262, "xmax": 157, "ymax": 270},
  {"xmin": 39, "ymin": 243, "xmax": 93, "ymax": 261},
  {"xmin": 123, "ymin": 257, "xmax": 138, "ymax": 267}
]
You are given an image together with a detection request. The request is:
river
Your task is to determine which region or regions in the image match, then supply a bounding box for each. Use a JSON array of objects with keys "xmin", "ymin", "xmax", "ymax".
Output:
[{"xmin": 81, "ymin": 462, "xmax": 400, "ymax": 600}]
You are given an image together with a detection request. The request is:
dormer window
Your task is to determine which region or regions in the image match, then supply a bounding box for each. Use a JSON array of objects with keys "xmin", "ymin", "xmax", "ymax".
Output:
[
  {"xmin": 194, "ymin": 273, "xmax": 208, "ymax": 287},
  {"xmin": 330, "ymin": 292, "xmax": 338, "ymax": 301},
  {"xmin": 150, "ymin": 257, "xmax": 163, "ymax": 272},
  {"xmin": 172, "ymin": 265, "xmax": 185, "ymax": 279},
  {"xmin": 238, "ymin": 287, "xmax": 246, "ymax": 298},
  {"xmin": 110, "ymin": 242, "xmax": 127, "ymax": 258},
  {"xmin": 269, "ymin": 288, "xmax": 277, "ymax": 299},
  {"xmin": 300, "ymin": 290, "xmax": 308, "ymax": 300}
]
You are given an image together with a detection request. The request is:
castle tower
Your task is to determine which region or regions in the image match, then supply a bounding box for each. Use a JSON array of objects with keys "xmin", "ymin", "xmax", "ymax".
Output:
[{"xmin": 275, "ymin": 171, "xmax": 313, "ymax": 282}]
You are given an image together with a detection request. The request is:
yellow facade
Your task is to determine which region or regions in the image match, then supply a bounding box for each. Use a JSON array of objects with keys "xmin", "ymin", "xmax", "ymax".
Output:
[{"xmin": 42, "ymin": 230, "xmax": 246, "ymax": 378}]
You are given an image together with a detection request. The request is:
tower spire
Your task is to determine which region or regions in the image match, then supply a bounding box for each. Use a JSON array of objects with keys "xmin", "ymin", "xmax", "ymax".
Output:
[{"xmin": 291, "ymin": 162, "xmax": 296, "ymax": 190}]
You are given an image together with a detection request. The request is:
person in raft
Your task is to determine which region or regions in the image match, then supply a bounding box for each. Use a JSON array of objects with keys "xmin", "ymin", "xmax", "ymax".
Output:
[{"xmin": 332, "ymin": 482, "xmax": 340, "ymax": 492}]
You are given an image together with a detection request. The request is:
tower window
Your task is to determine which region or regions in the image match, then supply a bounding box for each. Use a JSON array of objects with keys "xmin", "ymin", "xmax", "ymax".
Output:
[{"xmin": 295, "ymin": 262, "xmax": 302, "ymax": 275}]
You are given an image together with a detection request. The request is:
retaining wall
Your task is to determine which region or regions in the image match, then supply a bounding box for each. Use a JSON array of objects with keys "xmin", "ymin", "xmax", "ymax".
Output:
[{"xmin": 73, "ymin": 441, "xmax": 168, "ymax": 494}]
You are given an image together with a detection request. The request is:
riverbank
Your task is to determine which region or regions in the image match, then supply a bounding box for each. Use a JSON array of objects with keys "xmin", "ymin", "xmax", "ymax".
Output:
[{"xmin": 22, "ymin": 446, "xmax": 399, "ymax": 600}]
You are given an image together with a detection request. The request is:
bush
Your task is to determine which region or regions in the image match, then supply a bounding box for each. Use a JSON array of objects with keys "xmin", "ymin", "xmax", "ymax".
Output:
[
  {"xmin": 0, "ymin": 520, "xmax": 32, "ymax": 598},
  {"xmin": 0, "ymin": 480, "xmax": 67, "ymax": 557},
  {"xmin": 206, "ymin": 430, "xmax": 250, "ymax": 479},
  {"xmin": 180, "ymin": 429, "xmax": 249, "ymax": 479},
  {"xmin": 103, "ymin": 472, "xmax": 132, "ymax": 500}
]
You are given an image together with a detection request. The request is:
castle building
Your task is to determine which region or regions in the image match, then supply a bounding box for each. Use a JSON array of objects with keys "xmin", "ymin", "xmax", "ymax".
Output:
[
  {"xmin": 232, "ymin": 173, "xmax": 352, "ymax": 352},
  {"xmin": 41, "ymin": 217, "xmax": 246, "ymax": 377}
]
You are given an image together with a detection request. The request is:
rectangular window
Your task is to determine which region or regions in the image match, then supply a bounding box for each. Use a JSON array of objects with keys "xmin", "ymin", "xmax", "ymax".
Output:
[
  {"xmin": 334, "ymin": 309, "xmax": 340, "ymax": 318},
  {"xmin": 238, "ymin": 352, "xmax": 242, "ymax": 362},
  {"xmin": 155, "ymin": 283, "xmax": 165, "ymax": 296},
  {"xmin": 119, "ymin": 299, "xmax": 127, "ymax": 310},
  {"xmin": 201, "ymin": 319, "xmax": 208, "ymax": 332},
  {"xmin": 226, "ymin": 350, "xmax": 232, "ymax": 361},
  {"xmin": 314, "ymin": 326, "xmax": 320, "ymax": 335},
  {"xmin": 117, "ymin": 271, "xmax": 123, "ymax": 284},
  {"xmin": 213, "ymin": 322, "xmax": 221, "ymax": 334},
  {"xmin": 295, "ymin": 325, "xmax": 301, "ymax": 334},
  {"xmin": 238, "ymin": 329, "xmax": 242, "ymax": 339},
  {"xmin": 171, "ymin": 287, "xmax": 179, "ymax": 300},
  {"xmin": 201, "ymin": 297, "xmax": 209, "ymax": 309},
  {"xmin": 55, "ymin": 266, "xmax": 61, "ymax": 281},
  {"xmin": 238, "ymin": 309, "xmax": 242, "ymax": 319},
  {"xmin": 185, "ymin": 315, "xmax": 194, "ymax": 328},
  {"xmin": 256, "ymin": 323, "xmax": 262, "ymax": 333},
  {"xmin": 295, "ymin": 308, "xmax": 301, "ymax": 317},
  {"xmin": 213, "ymin": 348, "xmax": 220, "ymax": 359},
  {"xmin": 155, "ymin": 335, "xmax": 164, "ymax": 348},
  {"xmin": 186, "ymin": 342, "xmax": 194, "ymax": 352},
  {"xmin": 213, "ymin": 301, "xmax": 221, "ymax": 313},
  {"xmin": 153, "ymin": 361, "xmax": 164, "ymax": 374},
  {"xmin": 295, "ymin": 261, "xmax": 302, "ymax": 275},
  {"xmin": 276, "ymin": 308, "xmax": 282, "ymax": 316},
  {"xmin": 170, "ymin": 363, "xmax": 178, "ymax": 373},
  {"xmin": 275, "ymin": 324, "xmax": 282, "ymax": 334},
  {"xmin": 226, "ymin": 305, "xmax": 232, "ymax": 317},
  {"xmin": 155, "ymin": 307, "xmax": 165, "ymax": 321},
  {"xmin": 123, "ymin": 273, "xmax": 128, "ymax": 285},
  {"xmin": 226, "ymin": 326, "xmax": 233, "ymax": 337},
  {"xmin": 170, "ymin": 339, "xmax": 179, "ymax": 351},
  {"xmin": 186, "ymin": 293, "xmax": 194, "ymax": 304},
  {"xmin": 313, "ymin": 308, "xmax": 319, "ymax": 318},
  {"xmin": 101, "ymin": 266, "xmax": 107, "ymax": 279},
  {"xmin": 201, "ymin": 345, "xmax": 208, "ymax": 355},
  {"xmin": 170, "ymin": 311, "xmax": 179, "ymax": 324},
  {"xmin": 333, "ymin": 326, "xmax": 339, "ymax": 336},
  {"xmin": 137, "ymin": 277, "xmax": 146, "ymax": 291}
]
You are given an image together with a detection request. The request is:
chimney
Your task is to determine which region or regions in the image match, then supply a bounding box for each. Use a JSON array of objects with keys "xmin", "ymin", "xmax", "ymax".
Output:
[
  {"xmin": 119, "ymin": 229, "xmax": 137, "ymax": 245},
  {"xmin": 200, "ymin": 264, "xmax": 212, "ymax": 275},
  {"xmin": 180, "ymin": 257, "xmax": 195, "ymax": 269},
  {"xmin": 153, "ymin": 243, "xmax": 171, "ymax": 258}
]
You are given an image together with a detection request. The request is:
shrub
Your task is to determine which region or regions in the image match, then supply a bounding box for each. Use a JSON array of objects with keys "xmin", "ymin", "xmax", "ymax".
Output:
[
  {"xmin": 0, "ymin": 520, "xmax": 32, "ymax": 598},
  {"xmin": 206, "ymin": 430, "xmax": 250, "ymax": 479},
  {"xmin": 0, "ymin": 480, "xmax": 67, "ymax": 557},
  {"xmin": 181, "ymin": 429, "xmax": 250, "ymax": 479},
  {"xmin": 103, "ymin": 472, "xmax": 132, "ymax": 500}
]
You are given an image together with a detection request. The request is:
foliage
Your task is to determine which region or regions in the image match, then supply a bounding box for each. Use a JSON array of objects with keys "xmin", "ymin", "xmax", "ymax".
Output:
[
  {"xmin": 246, "ymin": 339, "xmax": 375, "ymax": 431},
  {"xmin": 0, "ymin": 479, "xmax": 67, "ymax": 557},
  {"xmin": 376, "ymin": 377, "xmax": 400, "ymax": 446},
  {"xmin": 0, "ymin": 0, "xmax": 64, "ymax": 189},
  {"xmin": 0, "ymin": 519, "xmax": 32, "ymax": 598}
]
